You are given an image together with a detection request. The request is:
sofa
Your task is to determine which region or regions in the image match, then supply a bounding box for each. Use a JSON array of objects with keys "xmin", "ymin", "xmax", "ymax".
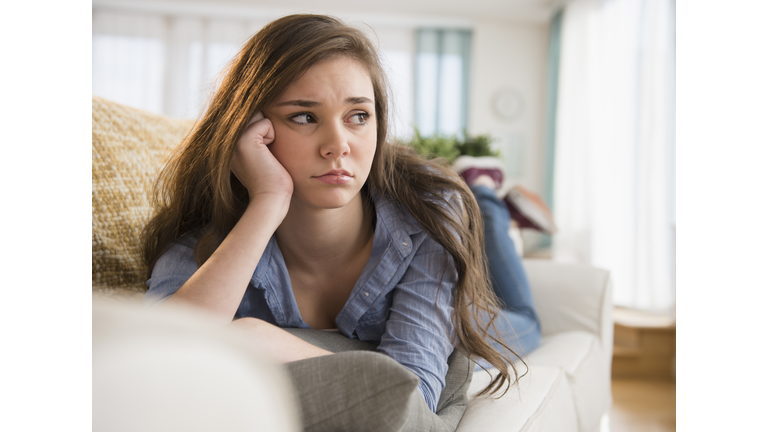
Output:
[{"xmin": 92, "ymin": 95, "xmax": 614, "ymax": 432}]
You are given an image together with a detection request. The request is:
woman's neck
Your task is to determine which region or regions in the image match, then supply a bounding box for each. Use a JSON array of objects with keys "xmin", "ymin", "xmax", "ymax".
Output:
[{"xmin": 275, "ymin": 192, "xmax": 374, "ymax": 274}]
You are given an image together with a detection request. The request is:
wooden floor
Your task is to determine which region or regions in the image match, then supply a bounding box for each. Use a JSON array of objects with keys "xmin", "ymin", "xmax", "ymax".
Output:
[
  {"xmin": 608, "ymin": 307, "xmax": 676, "ymax": 432},
  {"xmin": 609, "ymin": 378, "xmax": 676, "ymax": 432}
]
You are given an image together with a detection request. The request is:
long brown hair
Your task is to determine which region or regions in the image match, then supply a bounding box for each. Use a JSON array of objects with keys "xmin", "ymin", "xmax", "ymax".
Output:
[{"xmin": 142, "ymin": 13, "xmax": 522, "ymax": 397}]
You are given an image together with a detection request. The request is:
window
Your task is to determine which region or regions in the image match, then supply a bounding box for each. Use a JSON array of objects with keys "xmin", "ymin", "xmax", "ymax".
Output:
[{"xmin": 415, "ymin": 29, "xmax": 472, "ymax": 138}]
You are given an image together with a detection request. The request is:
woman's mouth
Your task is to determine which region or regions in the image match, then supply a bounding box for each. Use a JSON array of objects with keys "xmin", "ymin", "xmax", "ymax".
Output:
[{"xmin": 313, "ymin": 170, "xmax": 353, "ymax": 185}]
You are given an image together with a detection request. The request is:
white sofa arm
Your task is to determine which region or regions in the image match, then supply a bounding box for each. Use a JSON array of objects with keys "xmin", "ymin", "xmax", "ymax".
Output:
[
  {"xmin": 523, "ymin": 261, "xmax": 614, "ymax": 432},
  {"xmin": 523, "ymin": 260, "xmax": 613, "ymax": 353},
  {"xmin": 93, "ymin": 300, "xmax": 301, "ymax": 432}
]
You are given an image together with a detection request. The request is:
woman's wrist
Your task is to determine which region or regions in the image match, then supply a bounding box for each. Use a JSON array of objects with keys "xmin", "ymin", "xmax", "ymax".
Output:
[{"xmin": 245, "ymin": 192, "xmax": 291, "ymax": 225}]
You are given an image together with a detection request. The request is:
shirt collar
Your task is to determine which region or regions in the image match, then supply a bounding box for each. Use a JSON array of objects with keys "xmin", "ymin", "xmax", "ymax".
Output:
[
  {"xmin": 370, "ymin": 191, "xmax": 422, "ymax": 259},
  {"xmin": 251, "ymin": 190, "xmax": 423, "ymax": 286}
]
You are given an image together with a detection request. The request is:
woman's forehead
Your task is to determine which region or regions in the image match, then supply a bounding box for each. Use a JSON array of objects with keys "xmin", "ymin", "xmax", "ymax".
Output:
[{"xmin": 276, "ymin": 57, "xmax": 375, "ymax": 102}]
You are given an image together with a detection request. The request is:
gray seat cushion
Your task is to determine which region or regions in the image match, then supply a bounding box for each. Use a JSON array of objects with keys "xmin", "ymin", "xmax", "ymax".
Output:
[{"xmin": 284, "ymin": 329, "xmax": 472, "ymax": 431}]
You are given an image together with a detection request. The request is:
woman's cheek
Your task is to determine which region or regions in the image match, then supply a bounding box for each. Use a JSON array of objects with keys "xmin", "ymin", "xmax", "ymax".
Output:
[{"xmin": 269, "ymin": 142, "xmax": 291, "ymax": 168}]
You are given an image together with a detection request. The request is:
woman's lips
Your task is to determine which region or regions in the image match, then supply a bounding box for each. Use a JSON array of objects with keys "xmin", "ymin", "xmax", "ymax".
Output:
[{"xmin": 313, "ymin": 170, "xmax": 352, "ymax": 185}]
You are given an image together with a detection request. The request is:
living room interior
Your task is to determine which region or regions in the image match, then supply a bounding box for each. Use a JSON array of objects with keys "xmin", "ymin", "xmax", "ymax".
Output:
[{"xmin": 90, "ymin": 0, "xmax": 676, "ymax": 430}]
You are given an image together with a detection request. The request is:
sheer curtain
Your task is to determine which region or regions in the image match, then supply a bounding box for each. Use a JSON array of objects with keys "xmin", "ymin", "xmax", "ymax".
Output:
[
  {"xmin": 414, "ymin": 29, "xmax": 472, "ymax": 137},
  {"xmin": 93, "ymin": 9, "xmax": 268, "ymax": 118},
  {"xmin": 92, "ymin": 7, "xmax": 416, "ymax": 129},
  {"xmin": 552, "ymin": 0, "xmax": 675, "ymax": 313}
]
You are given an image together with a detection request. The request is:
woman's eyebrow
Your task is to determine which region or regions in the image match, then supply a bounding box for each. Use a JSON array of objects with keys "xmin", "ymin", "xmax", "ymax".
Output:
[
  {"xmin": 347, "ymin": 96, "xmax": 374, "ymax": 105},
  {"xmin": 274, "ymin": 97, "xmax": 373, "ymax": 108},
  {"xmin": 274, "ymin": 99, "xmax": 320, "ymax": 108}
]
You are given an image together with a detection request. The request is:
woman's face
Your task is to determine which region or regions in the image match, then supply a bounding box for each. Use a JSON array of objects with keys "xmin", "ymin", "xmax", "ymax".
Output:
[{"xmin": 264, "ymin": 56, "xmax": 377, "ymax": 212}]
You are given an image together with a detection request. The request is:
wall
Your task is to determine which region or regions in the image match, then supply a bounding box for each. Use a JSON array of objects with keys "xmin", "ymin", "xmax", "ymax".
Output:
[
  {"xmin": 468, "ymin": 20, "xmax": 550, "ymax": 252},
  {"xmin": 468, "ymin": 20, "xmax": 549, "ymax": 200}
]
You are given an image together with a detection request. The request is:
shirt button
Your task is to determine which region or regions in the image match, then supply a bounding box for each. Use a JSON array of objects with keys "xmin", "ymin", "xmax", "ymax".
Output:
[
  {"xmin": 402, "ymin": 242, "xmax": 408, "ymax": 246},
  {"xmin": 364, "ymin": 292, "xmax": 369, "ymax": 296}
]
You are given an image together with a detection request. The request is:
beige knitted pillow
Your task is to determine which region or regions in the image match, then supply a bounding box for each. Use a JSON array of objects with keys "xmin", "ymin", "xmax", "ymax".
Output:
[{"xmin": 92, "ymin": 96, "xmax": 194, "ymax": 299}]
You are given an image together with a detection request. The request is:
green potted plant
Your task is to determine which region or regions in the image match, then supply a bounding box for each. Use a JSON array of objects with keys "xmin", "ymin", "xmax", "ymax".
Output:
[{"xmin": 402, "ymin": 128, "xmax": 500, "ymax": 163}]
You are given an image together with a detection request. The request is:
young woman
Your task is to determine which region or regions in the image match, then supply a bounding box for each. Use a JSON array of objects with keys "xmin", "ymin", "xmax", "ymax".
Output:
[{"xmin": 141, "ymin": 13, "xmax": 538, "ymax": 425}]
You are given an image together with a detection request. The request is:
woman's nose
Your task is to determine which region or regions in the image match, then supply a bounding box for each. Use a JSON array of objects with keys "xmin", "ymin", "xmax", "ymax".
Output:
[{"xmin": 319, "ymin": 122, "xmax": 350, "ymax": 159}]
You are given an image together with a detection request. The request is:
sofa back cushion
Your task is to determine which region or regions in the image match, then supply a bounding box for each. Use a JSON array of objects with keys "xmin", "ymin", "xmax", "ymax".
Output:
[{"xmin": 92, "ymin": 96, "xmax": 193, "ymax": 297}]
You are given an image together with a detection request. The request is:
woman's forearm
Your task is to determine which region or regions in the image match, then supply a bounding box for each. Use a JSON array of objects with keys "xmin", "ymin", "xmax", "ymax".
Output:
[
  {"xmin": 163, "ymin": 194, "xmax": 290, "ymax": 325},
  {"xmin": 228, "ymin": 318, "xmax": 333, "ymax": 363}
]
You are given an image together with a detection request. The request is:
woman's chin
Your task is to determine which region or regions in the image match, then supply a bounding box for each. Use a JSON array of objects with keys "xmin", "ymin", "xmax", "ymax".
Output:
[{"xmin": 291, "ymin": 189, "xmax": 361, "ymax": 211}]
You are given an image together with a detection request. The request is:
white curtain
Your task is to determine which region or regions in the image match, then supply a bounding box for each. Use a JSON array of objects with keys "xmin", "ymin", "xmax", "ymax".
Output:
[
  {"xmin": 414, "ymin": 29, "xmax": 472, "ymax": 138},
  {"xmin": 553, "ymin": 0, "xmax": 675, "ymax": 313},
  {"xmin": 92, "ymin": 9, "xmax": 269, "ymax": 118},
  {"xmin": 92, "ymin": 7, "xmax": 417, "ymax": 137}
]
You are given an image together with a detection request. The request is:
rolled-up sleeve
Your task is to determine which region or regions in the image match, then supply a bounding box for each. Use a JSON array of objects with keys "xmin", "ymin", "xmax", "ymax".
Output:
[
  {"xmin": 376, "ymin": 238, "xmax": 457, "ymax": 413},
  {"xmin": 144, "ymin": 239, "xmax": 199, "ymax": 307}
]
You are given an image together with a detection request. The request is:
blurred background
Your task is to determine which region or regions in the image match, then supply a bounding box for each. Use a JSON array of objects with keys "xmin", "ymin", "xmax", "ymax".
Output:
[
  {"xmin": 92, "ymin": 1, "xmax": 676, "ymax": 429},
  {"xmin": 92, "ymin": 0, "xmax": 675, "ymax": 317}
]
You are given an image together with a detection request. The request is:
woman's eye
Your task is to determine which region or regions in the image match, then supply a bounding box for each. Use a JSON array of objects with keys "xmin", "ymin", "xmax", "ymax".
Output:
[
  {"xmin": 347, "ymin": 112, "xmax": 370, "ymax": 125},
  {"xmin": 289, "ymin": 113, "xmax": 315, "ymax": 125}
]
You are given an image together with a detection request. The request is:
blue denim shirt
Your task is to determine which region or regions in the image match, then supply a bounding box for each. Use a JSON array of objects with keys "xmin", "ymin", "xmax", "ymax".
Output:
[{"xmin": 144, "ymin": 191, "xmax": 458, "ymax": 412}]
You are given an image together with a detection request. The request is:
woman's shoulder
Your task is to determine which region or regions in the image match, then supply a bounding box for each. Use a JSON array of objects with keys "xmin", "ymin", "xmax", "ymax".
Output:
[
  {"xmin": 373, "ymin": 184, "xmax": 466, "ymax": 244},
  {"xmin": 154, "ymin": 234, "xmax": 199, "ymax": 268},
  {"xmin": 371, "ymin": 191, "xmax": 422, "ymax": 236},
  {"xmin": 175, "ymin": 234, "xmax": 199, "ymax": 249}
]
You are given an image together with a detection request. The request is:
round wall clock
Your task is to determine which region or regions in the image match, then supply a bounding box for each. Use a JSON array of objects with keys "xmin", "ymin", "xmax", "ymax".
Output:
[{"xmin": 492, "ymin": 88, "xmax": 524, "ymax": 121}]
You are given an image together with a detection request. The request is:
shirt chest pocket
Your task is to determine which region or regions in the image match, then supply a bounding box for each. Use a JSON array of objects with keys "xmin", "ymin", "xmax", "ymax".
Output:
[{"xmin": 353, "ymin": 291, "xmax": 393, "ymax": 343}]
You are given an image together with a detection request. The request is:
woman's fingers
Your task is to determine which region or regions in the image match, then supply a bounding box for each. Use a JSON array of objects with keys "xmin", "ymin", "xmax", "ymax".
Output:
[
  {"xmin": 242, "ymin": 111, "xmax": 274, "ymax": 146},
  {"xmin": 230, "ymin": 112, "xmax": 292, "ymax": 200},
  {"xmin": 249, "ymin": 111, "xmax": 265, "ymax": 124}
]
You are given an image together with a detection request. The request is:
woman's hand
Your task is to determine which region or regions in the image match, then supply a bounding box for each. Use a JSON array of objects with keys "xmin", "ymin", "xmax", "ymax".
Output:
[
  {"xmin": 166, "ymin": 113, "xmax": 292, "ymax": 320},
  {"xmin": 230, "ymin": 112, "xmax": 294, "ymax": 207},
  {"xmin": 167, "ymin": 114, "xmax": 291, "ymax": 322}
]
